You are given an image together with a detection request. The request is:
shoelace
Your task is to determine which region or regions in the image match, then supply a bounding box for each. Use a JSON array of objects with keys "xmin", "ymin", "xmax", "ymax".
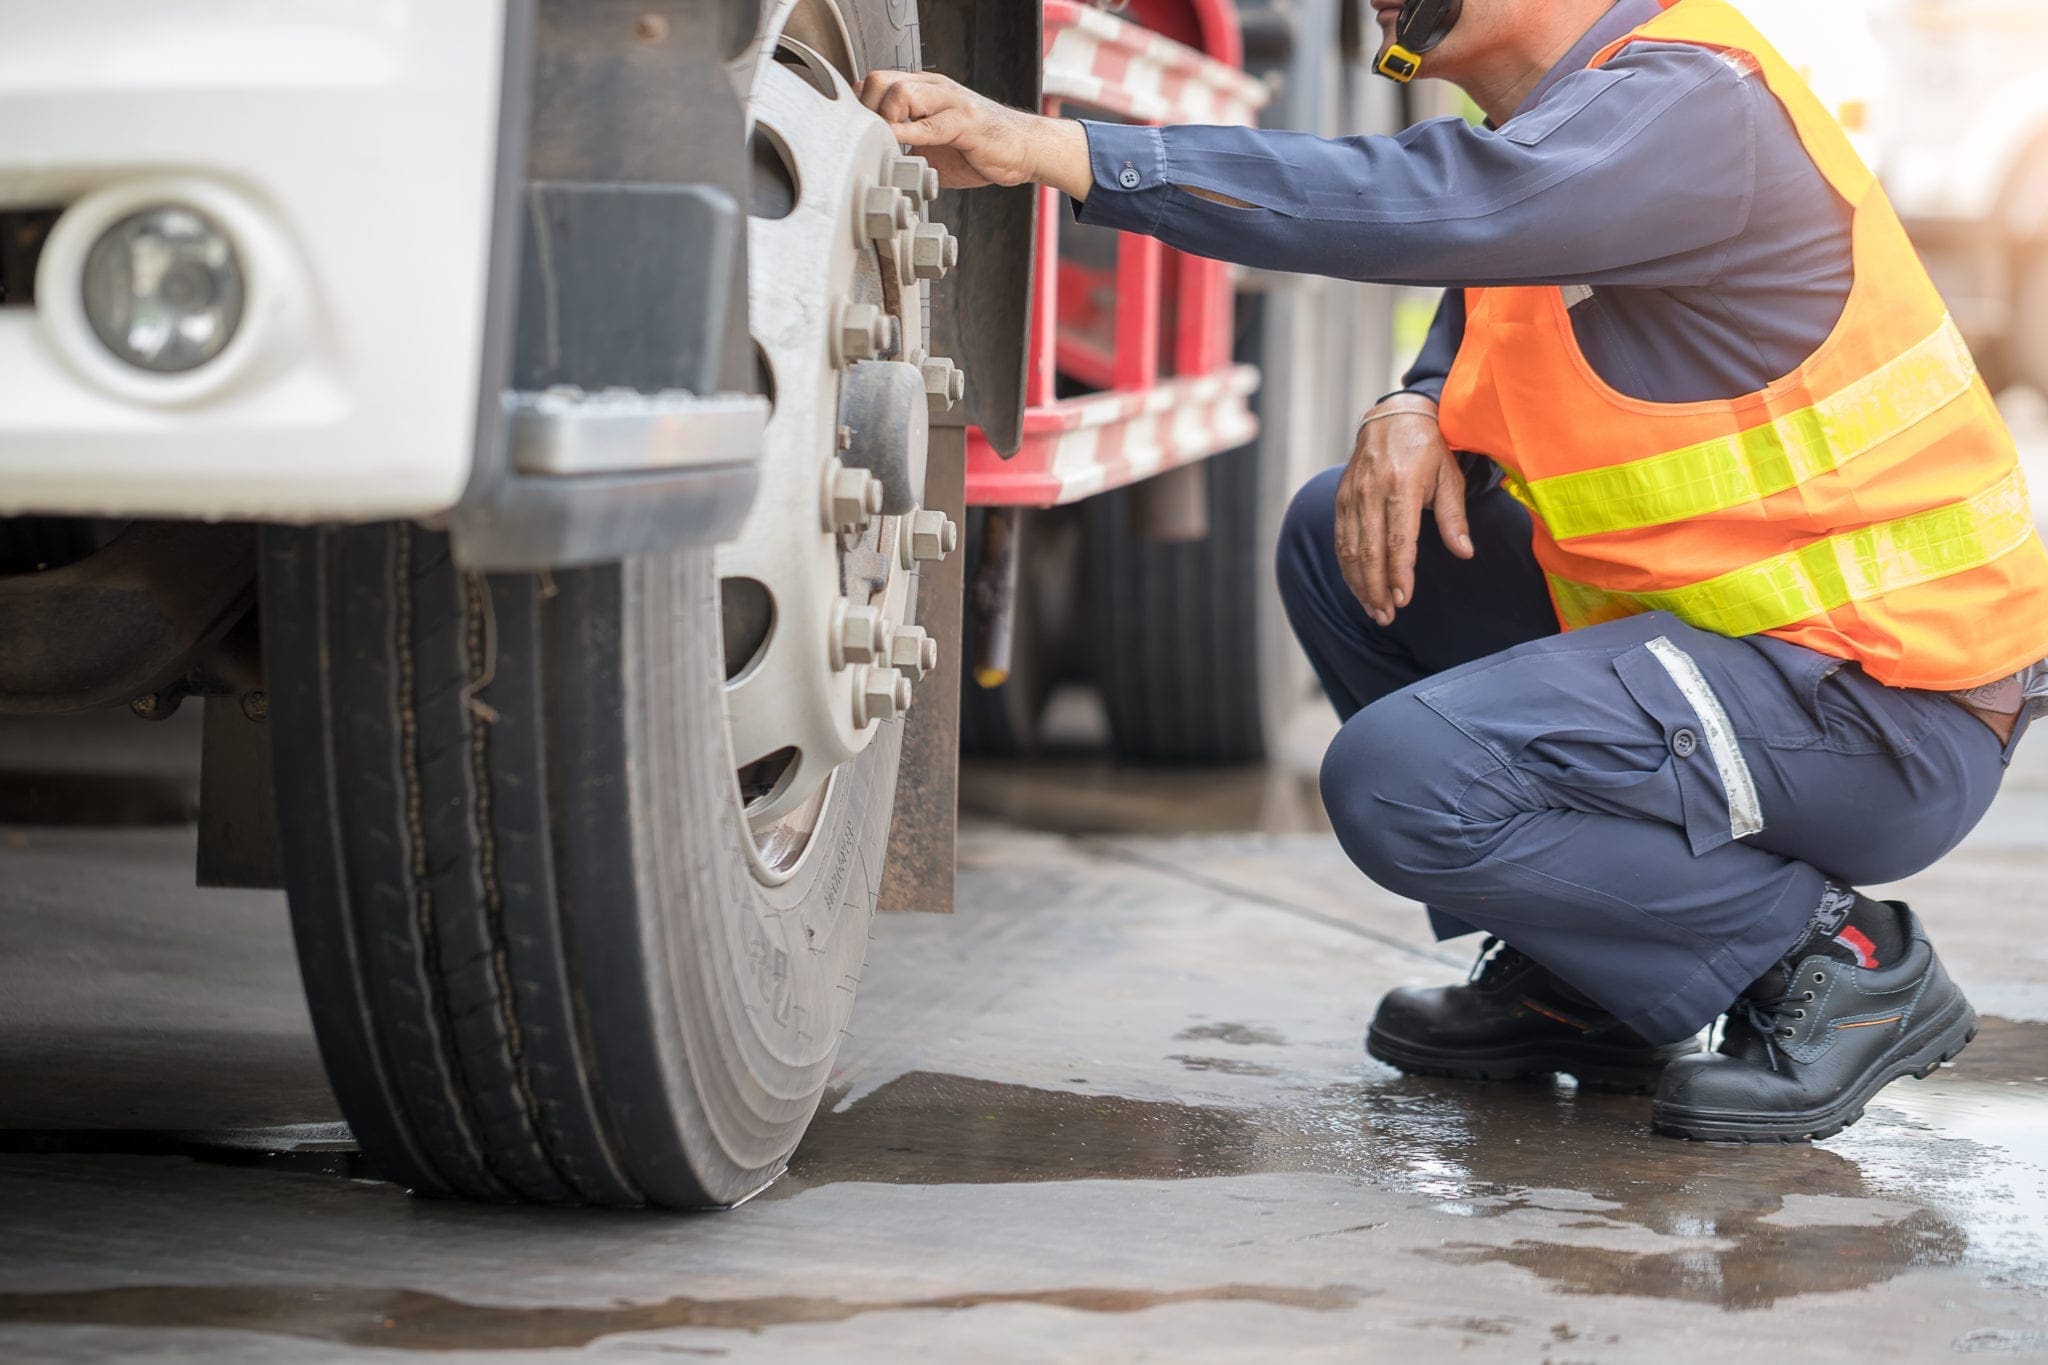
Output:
[{"xmin": 1728, "ymin": 986, "xmax": 1806, "ymax": 1073}]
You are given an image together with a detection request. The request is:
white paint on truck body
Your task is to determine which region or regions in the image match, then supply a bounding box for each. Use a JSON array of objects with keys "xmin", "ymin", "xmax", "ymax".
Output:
[{"xmin": 0, "ymin": 1, "xmax": 506, "ymax": 521}]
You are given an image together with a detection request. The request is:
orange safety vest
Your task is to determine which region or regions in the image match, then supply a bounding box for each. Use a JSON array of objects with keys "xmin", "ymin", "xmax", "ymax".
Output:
[{"xmin": 1437, "ymin": 0, "xmax": 2048, "ymax": 692}]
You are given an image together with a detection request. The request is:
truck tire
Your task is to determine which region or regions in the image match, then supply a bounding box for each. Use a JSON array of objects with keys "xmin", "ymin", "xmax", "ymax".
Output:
[
  {"xmin": 263, "ymin": 532, "xmax": 897, "ymax": 1207},
  {"xmin": 1092, "ymin": 293, "xmax": 1318, "ymax": 765},
  {"xmin": 263, "ymin": 0, "xmax": 935, "ymax": 1208},
  {"xmin": 1090, "ymin": 439, "xmax": 1267, "ymax": 763}
]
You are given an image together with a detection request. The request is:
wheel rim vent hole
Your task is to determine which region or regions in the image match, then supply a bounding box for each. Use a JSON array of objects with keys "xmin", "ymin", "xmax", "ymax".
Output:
[
  {"xmin": 737, "ymin": 746, "xmax": 799, "ymax": 810},
  {"xmin": 720, "ymin": 576, "xmax": 775, "ymax": 683},
  {"xmin": 772, "ymin": 39, "xmax": 839, "ymax": 101},
  {"xmin": 749, "ymin": 126, "xmax": 800, "ymax": 221}
]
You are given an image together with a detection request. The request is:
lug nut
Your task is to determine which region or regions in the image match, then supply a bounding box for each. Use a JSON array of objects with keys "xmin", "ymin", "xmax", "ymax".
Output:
[
  {"xmin": 853, "ymin": 665, "xmax": 913, "ymax": 727},
  {"xmin": 906, "ymin": 508, "xmax": 959, "ymax": 564},
  {"xmin": 911, "ymin": 224, "xmax": 958, "ymax": 280},
  {"xmin": 833, "ymin": 601, "xmax": 887, "ymax": 667},
  {"xmin": 888, "ymin": 626, "xmax": 939, "ymax": 680},
  {"xmin": 888, "ymin": 155, "xmax": 941, "ymax": 203},
  {"xmin": 921, "ymin": 357, "xmax": 966, "ymax": 412},
  {"xmin": 824, "ymin": 459, "xmax": 884, "ymax": 531},
  {"xmin": 839, "ymin": 303, "xmax": 888, "ymax": 363},
  {"xmin": 863, "ymin": 185, "xmax": 914, "ymax": 241}
]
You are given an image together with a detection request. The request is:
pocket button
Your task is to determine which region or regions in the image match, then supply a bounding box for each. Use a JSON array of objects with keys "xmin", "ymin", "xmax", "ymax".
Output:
[{"xmin": 1671, "ymin": 728, "xmax": 1699, "ymax": 758}]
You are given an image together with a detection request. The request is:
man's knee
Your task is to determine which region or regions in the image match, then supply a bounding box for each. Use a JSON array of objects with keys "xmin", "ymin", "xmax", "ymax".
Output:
[
  {"xmin": 1276, "ymin": 466, "xmax": 1345, "ymax": 615},
  {"xmin": 1319, "ymin": 694, "xmax": 1477, "ymax": 898}
]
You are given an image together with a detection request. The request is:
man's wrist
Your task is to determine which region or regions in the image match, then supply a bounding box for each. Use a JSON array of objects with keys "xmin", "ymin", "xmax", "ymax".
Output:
[
  {"xmin": 1030, "ymin": 118, "xmax": 1095, "ymax": 201},
  {"xmin": 1370, "ymin": 391, "xmax": 1441, "ymax": 416}
]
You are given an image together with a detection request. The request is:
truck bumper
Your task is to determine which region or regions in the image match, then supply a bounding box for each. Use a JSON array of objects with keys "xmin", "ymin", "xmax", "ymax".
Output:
[{"xmin": 0, "ymin": 2, "xmax": 514, "ymax": 523}]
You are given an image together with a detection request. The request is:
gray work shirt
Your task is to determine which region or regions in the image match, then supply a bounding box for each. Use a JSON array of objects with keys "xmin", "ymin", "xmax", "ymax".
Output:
[{"xmin": 1073, "ymin": 0, "xmax": 2046, "ymax": 718}]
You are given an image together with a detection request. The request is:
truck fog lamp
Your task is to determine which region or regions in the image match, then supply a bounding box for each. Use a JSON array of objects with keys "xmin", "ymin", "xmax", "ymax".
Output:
[{"xmin": 80, "ymin": 206, "xmax": 245, "ymax": 373}]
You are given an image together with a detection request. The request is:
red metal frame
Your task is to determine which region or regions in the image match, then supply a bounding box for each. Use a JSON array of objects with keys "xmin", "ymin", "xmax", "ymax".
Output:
[{"xmin": 965, "ymin": 0, "xmax": 1266, "ymax": 508}]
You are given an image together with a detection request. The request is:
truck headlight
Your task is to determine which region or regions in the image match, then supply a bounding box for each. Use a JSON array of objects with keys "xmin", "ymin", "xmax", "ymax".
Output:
[{"xmin": 80, "ymin": 206, "xmax": 245, "ymax": 373}]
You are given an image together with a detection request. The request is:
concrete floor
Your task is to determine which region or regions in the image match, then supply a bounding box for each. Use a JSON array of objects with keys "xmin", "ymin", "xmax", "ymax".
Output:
[
  {"xmin": 0, "ymin": 708, "xmax": 2045, "ymax": 1362},
  {"xmin": 0, "ymin": 409, "xmax": 2043, "ymax": 1362}
]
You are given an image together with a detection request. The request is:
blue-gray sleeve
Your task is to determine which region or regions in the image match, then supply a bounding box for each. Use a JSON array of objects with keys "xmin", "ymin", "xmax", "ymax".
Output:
[
  {"xmin": 1074, "ymin": 44, "xmax": 1759, "ymax": 290},
  {"xmin": 1398, "ymin": 291, "xmax": 1465, "ymax": 404}
]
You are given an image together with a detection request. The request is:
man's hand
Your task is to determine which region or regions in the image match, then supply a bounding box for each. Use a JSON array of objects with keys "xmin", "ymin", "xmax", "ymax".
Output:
[
  {"xmin": 1335, "ymin": 394, "xmax": 1475, "ymax": 626},
  {"xmin": 859, "ymin": 70, "xmax": 1093, "ymax": 199}
]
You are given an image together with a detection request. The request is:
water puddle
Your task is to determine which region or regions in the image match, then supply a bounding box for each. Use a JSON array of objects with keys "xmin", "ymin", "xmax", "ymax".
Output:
[
  {"xmin": 1171, "ymin": 1055, "xmax": 1283, "ymax": 1076},
  {"xmin": 0, "ymin": 1282, "xmax": 1371, "ymax": 1352},
  {"xmin": 1175, "ymin": 1022, "xmax": 1287, "ymax": 1047},
  {"xmin": 793, "ymin": 1039, "xmax": 2048, "ymax": 1309}
]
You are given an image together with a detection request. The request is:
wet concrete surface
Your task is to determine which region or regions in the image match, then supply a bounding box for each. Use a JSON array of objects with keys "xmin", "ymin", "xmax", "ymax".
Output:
[
  {"xmin": 3, "ymin": 322, "xmax": 2046, "ymax": 1365},
  {"xmin": 0, "ymin": 717, "xmax": 2044, "ymax": 1362}
]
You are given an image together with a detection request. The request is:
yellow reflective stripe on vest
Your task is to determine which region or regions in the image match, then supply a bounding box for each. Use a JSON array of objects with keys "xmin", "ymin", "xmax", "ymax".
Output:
[
  {"xmin": 1549, "ymin": 467, "xmax": 2038, "ymax": 637},
  {"xmin": 1512, "ymin": 316, "xmax": 1978, "ymax": 542}
]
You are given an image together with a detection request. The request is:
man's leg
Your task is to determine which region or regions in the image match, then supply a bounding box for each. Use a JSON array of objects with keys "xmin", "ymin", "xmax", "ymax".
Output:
[
  {"xmin": 1275, "ymin": 466, "xmax": 1559, "ymax": 720},
  {"xmin": 1323, "ymin": 611, "xmax": 2004, "ymax": 1133},
  {"xmin": 1279, "ymin": 466, "xmax": 1695, "ymax": 1086}
]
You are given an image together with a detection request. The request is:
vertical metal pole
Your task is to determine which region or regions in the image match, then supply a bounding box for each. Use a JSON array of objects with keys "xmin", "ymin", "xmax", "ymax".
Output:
[{"xmin": 1114, "ymin": 231, "xmax": 1165, "ymax": 392}]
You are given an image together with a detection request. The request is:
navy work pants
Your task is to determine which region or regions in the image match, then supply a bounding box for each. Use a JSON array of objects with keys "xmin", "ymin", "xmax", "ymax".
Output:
[{"xmin": 1278, "ymin": 467, "xmax": 2021, "ymax": 1043}]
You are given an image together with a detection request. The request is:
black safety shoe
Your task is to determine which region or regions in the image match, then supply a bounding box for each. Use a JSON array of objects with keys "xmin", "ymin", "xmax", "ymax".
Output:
[
  {"xmin": 1367, "ymin": 939, "xmax": 1702, "ymax": 1093},
  {"xmin": 1653, "ymin": 903, "xmax": 1977, "ymax": 1143}
]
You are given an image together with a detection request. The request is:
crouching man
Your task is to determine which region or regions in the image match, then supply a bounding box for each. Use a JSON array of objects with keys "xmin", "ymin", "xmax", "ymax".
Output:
[{"xmin": 862, "ymin": 0, "xmax": 2048, "ymax": 1139}]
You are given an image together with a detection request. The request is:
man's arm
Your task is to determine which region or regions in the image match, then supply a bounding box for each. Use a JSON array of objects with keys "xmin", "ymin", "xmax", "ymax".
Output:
[{"xmin": 865, "ymin": 46, "xmax": 1760, "ymax": 291}]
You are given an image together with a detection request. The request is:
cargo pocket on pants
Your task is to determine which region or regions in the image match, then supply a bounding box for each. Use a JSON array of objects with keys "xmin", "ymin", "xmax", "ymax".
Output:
[{"xmin": 1612, "ymin": 636, "xmax": 1767, "ymax": 857}]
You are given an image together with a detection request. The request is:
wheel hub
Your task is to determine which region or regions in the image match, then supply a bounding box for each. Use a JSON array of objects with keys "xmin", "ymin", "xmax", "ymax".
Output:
[{"xmin": 720, "ymin": 29, "xmax": 961, "ymax": 875}]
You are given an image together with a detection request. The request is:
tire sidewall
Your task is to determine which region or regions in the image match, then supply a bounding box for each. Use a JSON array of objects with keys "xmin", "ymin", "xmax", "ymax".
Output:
[{"xmin": 604, "ymin": 0, "xmax": 923, "ymax": 1203}]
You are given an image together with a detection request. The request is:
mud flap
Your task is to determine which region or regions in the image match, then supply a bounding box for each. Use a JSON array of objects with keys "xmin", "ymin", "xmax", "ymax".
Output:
[{"xmin": 880, "ymin": 427, "xmax": 967, "ymax": 912}]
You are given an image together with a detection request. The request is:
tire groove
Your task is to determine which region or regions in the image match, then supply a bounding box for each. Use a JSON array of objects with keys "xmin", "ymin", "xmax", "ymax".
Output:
[
  {"xmin": 394, "ymin": 527, "xmax": 511, "ymax": 1198},
  {"xmin": 464, "ymin": 571, "xmax": 588, "ymax": 1199}
]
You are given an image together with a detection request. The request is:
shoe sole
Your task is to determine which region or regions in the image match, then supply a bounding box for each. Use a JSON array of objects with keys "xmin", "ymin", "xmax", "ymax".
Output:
[
  {"xmin": 1651, "ymin": 997, "xmax": 1979, "ymax": 1144},
  {"xmin": 1366, "ymin": 1025, "xmax": 1697, "ymax": 1096}
]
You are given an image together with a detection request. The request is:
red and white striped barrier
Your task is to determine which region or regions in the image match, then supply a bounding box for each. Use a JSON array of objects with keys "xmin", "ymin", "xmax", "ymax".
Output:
[
  {"xmin": 965, "ymin": 0, "xmax": 1264, "ymax": 509},
  {"xmin": 1042, "ymin": 0, "xmax": 1269, "ymax": 127},
  {"xmin": 968, "ymin": 366, "xmax": 1260, "ymax": 507}
]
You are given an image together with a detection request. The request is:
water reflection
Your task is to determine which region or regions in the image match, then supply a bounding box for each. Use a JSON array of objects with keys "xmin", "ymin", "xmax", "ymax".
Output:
[{"xmin": 794, "ymin": 1028, "xmax": 2048, "ymax": 1310}]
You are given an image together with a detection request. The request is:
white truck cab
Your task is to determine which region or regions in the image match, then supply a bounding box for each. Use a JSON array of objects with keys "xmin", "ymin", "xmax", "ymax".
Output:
[{"xmin": 0, "ymin": 4, "xmax": 516, "ymax": 523}]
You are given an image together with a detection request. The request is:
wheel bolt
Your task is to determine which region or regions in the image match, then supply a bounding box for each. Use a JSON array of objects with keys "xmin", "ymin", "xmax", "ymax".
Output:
[
  {"xmin": 905, "ymin": 508, "xmax": 959, "ymax": 564},
  {"xmin": 839, "ymin": 303, "xmax": 888, "ymax": 364},
  {"xmin": 921, "ymin": 357, "xmax": 965, "ymax": 412},
  {"xmin": 853, "ymin": 665, "xmax": 913, "ymax": 727},
  {"xmin": 863, "ymin": 185, "xmax": 913, "ymax": 241},
  {"xmin": 888, "ymin": 155, "xmax": 941, "ymax": 203},
  {"xmin": 833, "ymin": 600, "xmax": 887, "ymax": 667},
  {"xmin": 824, "ymin": 459, "xmax": 883, "ymax": 531},
  {"xmin": 911, "ymin": 224, "xmax": 957, "ymax": 280},
  {"xmin": 888, "ymin": 626, "xmax": 938, "ymax": 680}
]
